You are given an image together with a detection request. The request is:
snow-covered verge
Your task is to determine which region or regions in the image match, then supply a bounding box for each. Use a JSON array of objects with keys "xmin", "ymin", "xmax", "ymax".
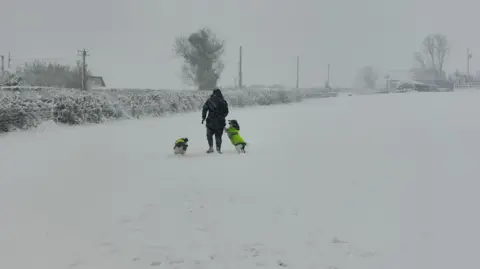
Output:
[{"xmin": 0, "ymin": 87, "xmax": 336, "ymax": 133}]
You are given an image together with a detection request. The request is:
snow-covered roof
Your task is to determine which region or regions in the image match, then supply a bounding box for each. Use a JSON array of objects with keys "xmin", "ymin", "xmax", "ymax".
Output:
[
  {"xmin": 87, "ymin": 76, "xmax": 106, "ymax": 87},
  {"xmin": 396, "ymin": 79, "xmax": 428, "ymax": 86}
]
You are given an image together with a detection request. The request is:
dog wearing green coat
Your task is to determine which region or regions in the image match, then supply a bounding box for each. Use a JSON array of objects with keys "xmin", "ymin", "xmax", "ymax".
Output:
[{"xmin": 225, "ymin": 120, "xmax": 247, "ymax": 153}]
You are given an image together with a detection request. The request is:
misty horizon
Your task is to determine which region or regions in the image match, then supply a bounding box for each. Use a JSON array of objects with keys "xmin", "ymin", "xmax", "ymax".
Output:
[{"xmin": 1, "ymin": 0, "xmax": 479, "ymax": 89}]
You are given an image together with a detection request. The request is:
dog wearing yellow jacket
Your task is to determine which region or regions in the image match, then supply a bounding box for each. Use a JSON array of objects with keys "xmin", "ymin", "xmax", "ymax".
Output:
[
  {"xmin": 225, "ymin": 120, "xmax": 246, "ymax": 153},
  {"xmin": 173, "ymin": 137, "xmax": 188, "ymax": 155}
]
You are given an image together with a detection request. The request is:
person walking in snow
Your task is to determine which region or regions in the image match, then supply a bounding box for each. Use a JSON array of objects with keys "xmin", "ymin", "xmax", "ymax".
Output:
[{"xmin": 201, "ymin": 88, "xmax": 229, "ymax": 153}]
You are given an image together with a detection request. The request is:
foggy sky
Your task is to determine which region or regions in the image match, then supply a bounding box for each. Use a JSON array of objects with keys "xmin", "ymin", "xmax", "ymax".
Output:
[{"xmin": 1, "ymin": 0, "xmax": 478, "ymax": 89}]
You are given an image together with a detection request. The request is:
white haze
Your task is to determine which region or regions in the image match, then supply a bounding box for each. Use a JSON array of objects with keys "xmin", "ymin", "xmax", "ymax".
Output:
[{"xmin": 1, "ymin": 0, "xmax": 480, "ymax": 89}]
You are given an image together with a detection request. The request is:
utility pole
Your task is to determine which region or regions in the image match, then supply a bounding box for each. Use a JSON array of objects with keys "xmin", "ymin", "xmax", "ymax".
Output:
[
  {"xmin": 1, "ymin": 55, "xmax": 4, "ymax": 74},
  {"xmin": 238, "ymin": 46, "xmax": 243, "ymax": 89},
  {"xmin": 77, "ymin": 49, "xmax": 89, "ymax": 90},
  {"xmin": 8, "ymin": 52, "xmax": 11, "ymax": 69},
  {"xmin": 467, "ymin": 48, "xmax": 472, "ymax": 83},
  {"xmin": 385, "ymin": 77, "xmax": 388, "ymax": 90},
  {"xmin": 296, "ymin": 56, "xmax": 299, "ymax": 88},
  {"xmin": 327, "ymin": 63, "xmax": 330, "ymax": 84},
  {"xmin": 325, "ymin": 63, "xmax": 332, "ymax": 89}
]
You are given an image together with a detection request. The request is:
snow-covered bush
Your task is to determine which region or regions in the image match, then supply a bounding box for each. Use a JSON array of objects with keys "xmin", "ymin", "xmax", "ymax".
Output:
[
  {"xmin": 0, "ymin": 86, "xmax": 336, "ymax": 133},
  {"xmin": 17, "ymin": 60, "xmax": 89, "ymax": 89},
  {"xmin": 2, "ymin": 73, "xmax": 28, "ymax": 87}
]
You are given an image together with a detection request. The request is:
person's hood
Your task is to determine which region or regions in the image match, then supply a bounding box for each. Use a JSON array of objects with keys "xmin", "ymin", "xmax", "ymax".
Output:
[{"xmin": 211, "ymin": 88, "xmax": 224, "ymax": 99}]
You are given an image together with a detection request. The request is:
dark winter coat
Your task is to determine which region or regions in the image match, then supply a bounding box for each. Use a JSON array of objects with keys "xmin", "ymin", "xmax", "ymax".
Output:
[{"xmin": 202, "ymin": 89, "xmax": 229, "ymax": 130}]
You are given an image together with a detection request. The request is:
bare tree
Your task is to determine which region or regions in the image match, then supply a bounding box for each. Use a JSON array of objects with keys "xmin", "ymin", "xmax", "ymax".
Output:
[
  {"xmin": 423, "ymin": 35, "xmax": 436, "ymax": 70},
  {"xmin": 414, "ymin": 52, "xmax": 426, "ymax": 69},
  {"xmin": 173, "ymin": 27, "xmax": 225, "ymax": 90},
  {"xmin": 358, "ymin": 66, "xmax": 378, "ymax": 89},
  {"xmin": 14, "ymin": 60, "xmax": 91, "ymax": 88},
  {"xmin": 434, "ymin": 34, "xmax": 449, "ymax": 77},
  {"xmin": 413, "ymin": 33, "xmax": 450, "ymax": 80}
]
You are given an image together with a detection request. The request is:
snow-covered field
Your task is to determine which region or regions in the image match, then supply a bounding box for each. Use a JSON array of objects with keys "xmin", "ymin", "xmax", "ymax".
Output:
[{"xmin": 1, "ymin": 90, "xmax": 478, "ymax": 269}]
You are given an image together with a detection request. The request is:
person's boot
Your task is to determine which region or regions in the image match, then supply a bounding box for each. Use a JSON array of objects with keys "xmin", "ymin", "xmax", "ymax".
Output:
[
  {"xmin": 206, "ymin": 146, "xmax": 214, "ymax": 153},
  {"xmin": 216, "ymin": 145, "xmax": 222, "ymax": 154}
]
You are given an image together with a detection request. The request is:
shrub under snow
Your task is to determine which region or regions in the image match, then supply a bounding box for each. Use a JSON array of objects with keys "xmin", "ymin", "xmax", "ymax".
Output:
[{"xmin": 0, "ymin": 87, "xmax": 336, "ymax": 133}]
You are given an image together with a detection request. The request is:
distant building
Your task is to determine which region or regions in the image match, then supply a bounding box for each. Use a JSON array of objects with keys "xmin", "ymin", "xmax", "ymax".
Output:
[
  {"xmin": 87, "ymin": 76, "xmax": 106, "ymax": 90},
  {"xmin": 409, "ymin": 67, "xmax": 453, "ymax": 90},
  {"xmin": 395, "ymin": 80, "xmax": 438, "ymax": 92}
]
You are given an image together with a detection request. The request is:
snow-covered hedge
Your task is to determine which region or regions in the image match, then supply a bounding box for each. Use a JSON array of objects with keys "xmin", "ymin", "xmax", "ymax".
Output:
[{"xmin": 0, "ymin": 87, "xmax": 336, "ymax": 132}]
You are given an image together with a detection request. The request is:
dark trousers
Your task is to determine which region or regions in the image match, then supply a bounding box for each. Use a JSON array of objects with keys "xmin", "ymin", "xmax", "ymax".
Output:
[{"xmin": 206, "ymin": 127, "xmax": 223, "ymax": 149}]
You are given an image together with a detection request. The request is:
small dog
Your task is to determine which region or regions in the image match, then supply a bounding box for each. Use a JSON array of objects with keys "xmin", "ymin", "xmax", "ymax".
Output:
[
  {"xmin": 225, "ymin": 120, "xmax": 246, "ymax": 153},
  {"xmin": 173, "ymin": 137, "xmax": 189, "ymax": 155}
]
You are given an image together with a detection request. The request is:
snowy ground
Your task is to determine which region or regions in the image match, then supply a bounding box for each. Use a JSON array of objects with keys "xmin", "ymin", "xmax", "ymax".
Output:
[{"xmin": 1, "ymin": 90, "xmax": 479, "ymax": 269}]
